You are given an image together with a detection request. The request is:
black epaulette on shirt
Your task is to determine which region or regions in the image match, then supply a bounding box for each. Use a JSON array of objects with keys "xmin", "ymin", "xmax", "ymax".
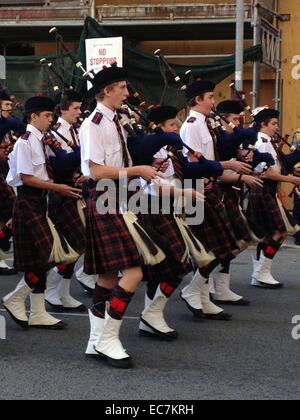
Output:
[
  {"xmin": 187, "ymin": 117, "xmax": 196, "ymax": 123},
  {"xmin": 21, "ymin": 131, "xmax": 31, "ymax": 140},
  {"xmin": 261, "ymin": 137, "xmax": 269, "ymax": 143},
  {"xmin": 92, "ymin": 112, "xmax": 104, "ymax": 125}
]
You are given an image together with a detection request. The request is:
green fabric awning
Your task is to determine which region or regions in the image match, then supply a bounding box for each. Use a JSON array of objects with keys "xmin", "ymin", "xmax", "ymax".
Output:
[{"xmin": 4, "ymin": 16, "xmax": 262, "ymax": 109}]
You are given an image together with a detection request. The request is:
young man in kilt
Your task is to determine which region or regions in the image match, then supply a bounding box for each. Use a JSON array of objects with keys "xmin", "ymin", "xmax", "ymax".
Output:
[
  {"xmin": 2, "ymin": 96, "xmax": 82, "ymax": 330},
  {"xmin": 247, "ymin": 108, "xmax": 300, "ymax": 288},
  {"xmin": 45, "ymin": 90, "xmax": 87, "ymax": 312},
  {"xmin": 0, "ymin": 91, "xmax": 25, "ymax": 275},
  {"xmin": 80, "ymin": 66, "xmax": 159, "ymax": 368},
  {"xmin": 137, "ymin": 105, "xmax": 203, "ymax": 340},
  {"xmin": 0, "ymin": 137, "xmax": 17, "ymax": 275},
  {"xmin": 211, "ymin": 100, "xmax": 264, "ymax": 304},
  {"xmin": 180, "ymin": 80, "xmax": 258, "ymax": 319}
]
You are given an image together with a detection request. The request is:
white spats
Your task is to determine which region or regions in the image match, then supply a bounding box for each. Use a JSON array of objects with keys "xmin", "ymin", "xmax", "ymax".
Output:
[
  {"xmin": 213, "ymin": 272, "xmax": 243, "ymax": 302},
  {"xmin": 45, "ymin": 268, "xmax": 85, "ymax": 311},
  {"xmin": 181, "ymin": 270, "xmax": 204, "ymax": 311},
  {"xmin": 94, "ymin": 310, "xmax": 132, "ymax": 368},
  {"xmin": 140, "ymin": 286, "xmax": 177, "ymax": 339},
  {"xmin": 29, "ymin": 293, "xmax": 66, "ymax": 329},
  {"xmin": 85, "ymin": 309, "xmax": 105, "ymax": 356},
  {"xmin": 75, "ymin": 266, "xmax": 96, "ymax": 294},
  {"xmin": 2, "ymin": 277, "xmax": 32, "ymax": 327},
  {"xmin": 251, "ymin": 256, "xmax": 282, "ymax": 288}
]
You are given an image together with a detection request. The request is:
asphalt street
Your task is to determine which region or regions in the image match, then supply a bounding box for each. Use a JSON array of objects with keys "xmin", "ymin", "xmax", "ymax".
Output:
[{"xmin": 0, "ymin": 242, "xmax": 299, "ymax": 400}]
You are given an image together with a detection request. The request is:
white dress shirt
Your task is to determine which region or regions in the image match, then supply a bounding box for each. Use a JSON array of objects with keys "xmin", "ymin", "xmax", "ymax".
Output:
[
  {"xmin": 180, "ymin": 110, "xmax": 216, "ymax": 160},
  {"xmin": 255, "ymin": 132, "xmax": 282, "ymax": 174},
  {"xmin": 50, "ymin": 116, "xmax": 77, "ymax": 155},
  {"xmin": 6, "ymin": 124, "xmax": 50, "ymax": 187},
  {"xmin": 80, "ymin": 103, "xmax": 132, "ymax": 177}
]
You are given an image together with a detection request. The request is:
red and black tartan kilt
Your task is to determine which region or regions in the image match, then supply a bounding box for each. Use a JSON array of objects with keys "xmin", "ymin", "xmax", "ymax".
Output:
[
  {"xmin": 221, "ymin": 185, "xmax": 251, "ymax": 243},
  {"xmin": 0, "ymin": 175, "xmax": 15, "ymax": 222},
  {"xmin": 192, "ymin": 185, "xmax": 239, "ymax": 261},
  {"xmin": 247, "ymin": 180, "xmax": 287, "ymax": 238},
  {"xmin": 13, "ymin": 190, "xmax": 53, "ymax": 272},
  {"xmin": 48, "ymin": 191, "xmax": 86, "ymax": 256},
  {"xmin": 139, "ymin": 213, "xmax": 193, "ymax": 283},
  {"xmin": 84, "ymin": 183, "xmax": 143, "ymax": 275}
]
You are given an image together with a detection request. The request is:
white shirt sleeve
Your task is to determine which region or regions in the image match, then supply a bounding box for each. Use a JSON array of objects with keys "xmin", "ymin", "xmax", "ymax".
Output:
[
  {"xmin": 82, "ymin": 122, "xmax": 106, "ymax": 167},
  {"xmin": 15, "ymin": 140, "xmax": 34, "ymax": 176}
]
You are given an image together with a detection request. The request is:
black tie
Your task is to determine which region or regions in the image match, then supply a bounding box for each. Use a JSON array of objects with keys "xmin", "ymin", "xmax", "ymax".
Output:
[{"xmin": 113, "ymin": 115, "xmax": 130, "ymax": 168}]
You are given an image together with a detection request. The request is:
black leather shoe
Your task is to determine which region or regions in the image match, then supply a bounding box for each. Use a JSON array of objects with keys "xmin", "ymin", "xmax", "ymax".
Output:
[
  {"xmin": 77, "ymin": 280, "xmax": 94, "ymax": 296},
  {"xmin": 214, "ymin": 298, "xmax": 250, "ymax": 306},
  {"xmin": 94, "ymin": 347, "xmax": 133, "ymax": 369},
  {"xmin": 180, "ymin": 293, "xmax": 205, "ymax": 319},
  {"xmin": 30, "ymin": 321, "xmax": 68, "ymax": 330},
  {"xmin": 139, "ymin": 318, "xmax": 178, "ymax": 341},
  {"xmin": 62, "ymin": 304, "xmax": 87, "ymax": 313},
  {"xmin": 0, "ymin": 267, "xmax": 18, "ymax": 276},
  {"xmin": 204, "ymin": 312, "xmax": 232, "ymax": 321},
  {"xmin": 252, "ymin": 282, "xmax": 283, "ymax": 290}
]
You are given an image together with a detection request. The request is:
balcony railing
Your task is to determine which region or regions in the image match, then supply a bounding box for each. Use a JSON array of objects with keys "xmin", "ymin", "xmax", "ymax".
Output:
[{"xmin": 96, "ymin": 3, "xmax": 252, "ymax": 23}]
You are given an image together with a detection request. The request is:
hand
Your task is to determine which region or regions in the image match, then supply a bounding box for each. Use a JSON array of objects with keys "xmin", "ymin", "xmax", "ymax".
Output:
[
  {"xmin": 243, "ymin": 175, "xmax": 264, "ymax": 189},
  {"xmin": 292, "ymin": 176, "xmax": 300, "ymax": 187},
  {"xmin": 74, "ymin": 175, "xmax": 89, "ymax": 188},
  {"xmin": 229, "ymin": 160, "xmax": 253, "ymax": 175},
  {"xmin": 138, "ymin": 166, "xmax": 158, "ymax": 182},
  {"xmin": 294, "ymin": 168, "xmax": 300, "ymax": 177},
  {"xmin": 152, "ymin": 158, "xmax": 170, "ymax": 173},
  {"xmin": 55, "ymin": 184, "xmax": 82, "ymax": 199}
]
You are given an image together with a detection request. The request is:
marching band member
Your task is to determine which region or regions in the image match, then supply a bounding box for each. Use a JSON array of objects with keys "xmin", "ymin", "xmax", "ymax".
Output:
[
  {"xmin": 180, "ymin": 80, "xmax": 259, "ymax": 318},
  {"xmin": 45, "ymin": 90, "xmax": 87, "ymax": 312},
  {"xmin": 2, "ymin": 96, "xmax": 82, "ymax": 330},
  {"xmin": 247, "ymin": 108, "xmax": 300, "ymax": 288},
  {"xmin": 80, "ymin": 66, "xmax": 159, "ymax": 368}
]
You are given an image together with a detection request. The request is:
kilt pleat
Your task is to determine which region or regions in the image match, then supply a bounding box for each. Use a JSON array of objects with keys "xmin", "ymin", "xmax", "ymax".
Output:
[
  {"xmin": 84, "ymin": 189, "xmax": 143, "ymax": 275},
  {"xmin": 222, "ymin": 186, "xmax": 251, "ymax": 243},
  {"xmin": 247, "ymin": 180, "xmax": 287, "ymax": 238},
  {"xmin": 139, "ymin": 213, "xmax": 193, "ymax": 283},
  {"xmin": 13, "ymin": 194, "xmax": 53, "ymax": 272},
  {"xmin": 192, "ymin": 186, "xmax": 239, "ymax": 261},
  {"xmin": 48, "ymin": 192, "xmax": 86, "ymax": 256}
]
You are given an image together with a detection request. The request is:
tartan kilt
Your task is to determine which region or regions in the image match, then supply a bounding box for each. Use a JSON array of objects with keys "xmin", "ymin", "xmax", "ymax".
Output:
[
  {"xmin": 48, "ymin": 192, "xmax": 86, "ymax": 256},
  {"xmin": 221, "ymin": 185, "xmax": 251, "ymax": 243},
  {"xmin": 13, "ymin": 193, "xmax": 53, "ymax": 272},
  {"xmin": 247, "ymin": 180, "xmax": 287, "ymax": 238},
  {"xmin": 139, "ymin": 213, "xmax": 193, "ymax": 283},
  {"xmin": 0, "ymin": 175, "xmax": 15, "ymax": 222},
  {"xmin": 84, "ymin": 184, "xmax": 143, "ymax": 275},
  {"xmin": 192, "ymin": 185, "xmax": 239, "ymax": 261}
]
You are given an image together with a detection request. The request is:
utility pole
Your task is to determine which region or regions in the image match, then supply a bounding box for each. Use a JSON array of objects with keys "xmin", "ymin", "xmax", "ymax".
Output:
[
  {"xmin": 235, "ymin": 0, "xmax": 245, "ymax": 92},
  {"xmin": 252, "ymin": 0, "xmax": 261, "ymax": 109}
]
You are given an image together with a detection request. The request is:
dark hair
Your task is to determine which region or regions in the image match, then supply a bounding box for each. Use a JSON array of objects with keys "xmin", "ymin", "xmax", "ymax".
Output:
[
  {"xmin": 255, "ymin": 117, "xmax": 274, "ymax": 132},
  {"xmin": 188, "ymin": 93, "xmax": 206, "ymax": 108},
  {"xmin": 25, "ymin": 111, "xmax": 42, "ymax": 123}
]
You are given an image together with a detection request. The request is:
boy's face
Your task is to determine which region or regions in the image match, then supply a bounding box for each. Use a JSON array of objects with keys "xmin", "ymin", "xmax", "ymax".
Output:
[
  {"xmin": 31, "ymin": 111, "xmax": 54, "ymax": 133},
  {"xmin": 161, "ymin": 118, "xmax": 178, "ymax": 133},
  {"xmin": 1, "ymin": 100, "xmax": 13, "ymax": 118},
  {"xmin": 106, "ymin": 81, "xmax": 129, "ymax": 109},
  {"xmin": 61, "ymin": 101, "xmax": 82, "ymax": 124},
  {"xmin": 196, "ymin": 92, "xmax": 215, "ymax": 116}
]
